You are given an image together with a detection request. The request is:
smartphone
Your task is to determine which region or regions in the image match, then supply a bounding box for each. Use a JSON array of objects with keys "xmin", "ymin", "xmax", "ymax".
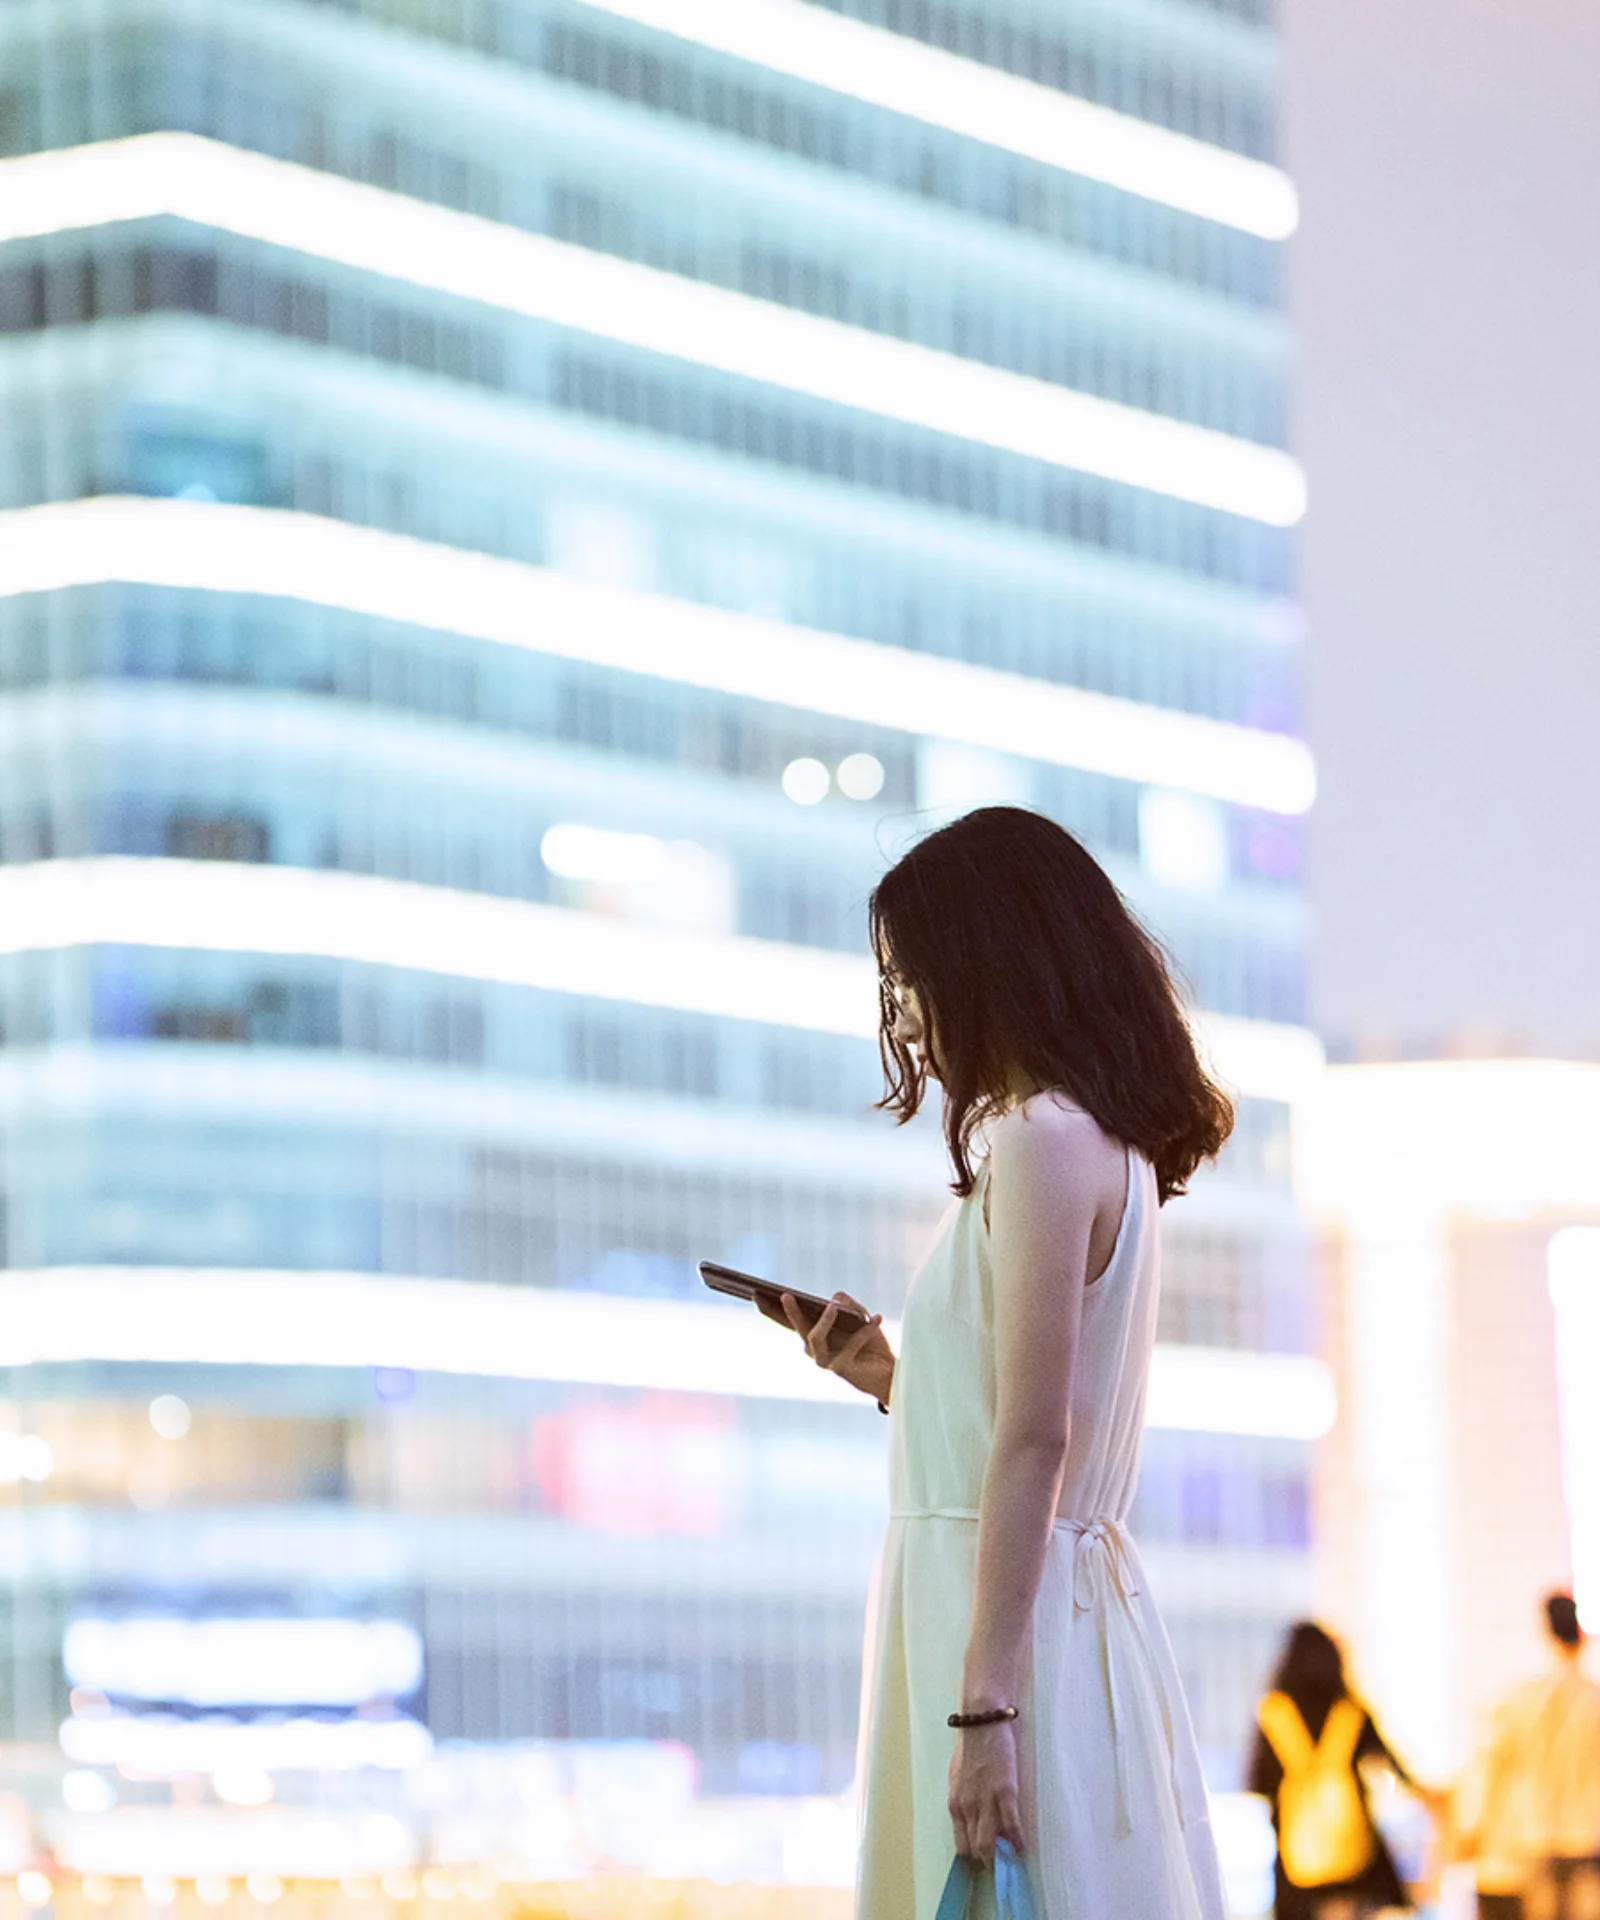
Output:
[{"xmin": 698, "ymin": 1261, "xmax": 870, "ymax": 1338}]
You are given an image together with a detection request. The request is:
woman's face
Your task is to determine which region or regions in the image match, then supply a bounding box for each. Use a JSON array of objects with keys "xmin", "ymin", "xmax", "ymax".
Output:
[{"xmin": 884, "ymin": 967, "xmax": 939, "ymax": 1082}]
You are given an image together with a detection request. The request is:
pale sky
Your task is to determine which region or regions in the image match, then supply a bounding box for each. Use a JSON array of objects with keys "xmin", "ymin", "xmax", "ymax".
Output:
[{"xmin": 1283, "ymin": 0, "xmax": 1600, "ymax": 1058}]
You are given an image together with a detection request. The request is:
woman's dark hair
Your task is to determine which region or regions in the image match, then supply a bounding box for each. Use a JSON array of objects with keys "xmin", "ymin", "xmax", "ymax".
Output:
[
  {"xmin": 1270, "ymin": 1622, "xmax": 1349, "ymax": 1723},
  {"xmin": 869, "ymin": 806, "xmax": 1233, "ymax": 1202},
  {"xmin": 1547, "ymin": 1593, "xmax": 1583, "ymax": 1648}
]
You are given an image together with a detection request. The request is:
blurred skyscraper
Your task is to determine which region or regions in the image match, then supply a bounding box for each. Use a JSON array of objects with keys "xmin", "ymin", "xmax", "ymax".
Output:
[{"xmin": 0, "ymin": 0, "xmax": 1321, "ymax": 1893}]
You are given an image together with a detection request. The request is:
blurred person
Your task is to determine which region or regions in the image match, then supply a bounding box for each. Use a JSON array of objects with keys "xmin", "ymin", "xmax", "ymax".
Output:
[
  {"xmin": 1453, "ymin": 1593, "xmax": 1600, "ymax": 1920},
  {"xmin": 1249, "ymin": 1620, "xmax": 1426, "ymax": 1920},
  {"xmin": 777, "ymin": 807, "xmax": 1234, "ymax": 1919}
]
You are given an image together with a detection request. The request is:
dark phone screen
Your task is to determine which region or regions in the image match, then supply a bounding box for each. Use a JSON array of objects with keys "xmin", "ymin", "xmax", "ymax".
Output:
[{"xmin": 698, "ymin": 1261, "xmax": 869, "ymax": 1335}]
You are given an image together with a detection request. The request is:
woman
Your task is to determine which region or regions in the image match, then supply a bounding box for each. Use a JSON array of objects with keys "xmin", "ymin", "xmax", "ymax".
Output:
[
  {"xmin": 1248, "ymin": 1621, "xmax": 1420, "ymax": 1920},
  {"xmin": 782, "ymin": 806, "xmax": 1233, "ymax": 1919}
]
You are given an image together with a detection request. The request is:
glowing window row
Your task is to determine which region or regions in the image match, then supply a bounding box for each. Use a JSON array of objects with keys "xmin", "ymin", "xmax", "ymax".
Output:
[
  {"xmin": 0, "ymin": 485, "xmax": 1310, "ymax": 811},
  {"xmin": 0, "ymin": 383, "xmax": 1299, "ymax": 718},
  {"xmin": 27, "ymin": 948, "xmax": 883, "ymax": 1118},
  {"xmin": 0, "ymin": 1116, "xmax": 943, "ymax": 1291},
  {"xmin": 537, "ymin": 16, "xmax": 1280, "ymax": 282},
  {"xmin": 0, "ymin": 1417, "xmax": 1301, "ymax": 1770},
  {"xmin": 536, "ymin": 172, "xmax": 1288, "ymax": 444},
  {"xmin": 0, "ymin": 242, "xmax": 1292, "ymax": 592},
  {"xmin": 797, "ymin": 0, "xmax": 1276, "ymax": 151},
  {"xmin": 0, "ymin": 1432, "xmax": 1305, "ymax": 1791},
  {"xmin": 5, "ymin": 1390, "xmax": 1309, "ymax": 1548},
  {"xmin": 4, "ymin": 0, "xmax": 1283, "ymax": 302},
  {"xmin": 1, "ymin": 948, "xmax": 1299, "ymax": 1156},
  {"xmin": 0, "ymin": 583, "xmax": 945, "ymax": 798},
  {"xmin": 378, "ymin": 0, "xmax": 1280, "ymax": 163},
  {"xmin": 1, "ymin": 122, "xmax": 1300, "ymax": 517},
  {"xmin": 0, "ymin": 1110, "xmax": 1307, "ymax": 1342},
  {"xmin": 0, "ymin": 797, "xmax": 869, "ymax": 959},
  {"xmin": 0, "ymin": 771, "xmax": 1307, "ymax": 1017},
  {"xmin": 0, "ymin": 582, "xmax": 1303, "ymax": 851}
]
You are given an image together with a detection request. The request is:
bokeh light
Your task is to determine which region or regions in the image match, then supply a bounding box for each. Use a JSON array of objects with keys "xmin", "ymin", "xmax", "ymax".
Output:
[{"xmin": 779, "ymin": 757, "xmax": 830, "ymax": 805}]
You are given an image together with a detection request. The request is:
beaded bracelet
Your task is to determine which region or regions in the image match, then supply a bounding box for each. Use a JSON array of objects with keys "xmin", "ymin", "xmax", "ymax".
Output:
[{"xmin": 948, "ymin": 1705, "xmax": 1019, "ymax": 1729}]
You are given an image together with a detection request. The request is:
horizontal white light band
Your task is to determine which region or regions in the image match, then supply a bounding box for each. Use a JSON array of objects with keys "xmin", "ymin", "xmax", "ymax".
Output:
[
  {"xmin": 0, "ymin": 857, "xmax": 873, "ymax": 1038},
  {"xmin": 1196, "ymin": 1010, "xmax": 1325, "ymax": 1108},
  {"xmin": 0, "ymin": 1042, "xmax": 949, "ymax": 1196},
  {"xmin": 0, "ymin": 1270, "xmax": 862, "ymax": 1406},
  {"xmin": 581, "ymin": 0, "xmax": 1299, "ymax": 240},
  {"xmin": 0, "ymin": 134, "xmax": 1305, "ymax": 524},
  {"xmin": 0, "ymin": 1047, "xmax": 1310, "ymax": 1226},
  {"xmin": 0, "ymin": 858, "xmax": 1321, "ymax": 1103},
  {"xmin": 60, "ymin": 1712, "xmax": 432, "ymax": 1773},
  {"xmin": 54, "ymin": 1804, "xmax": 418, "ymax": 1881},
  {"xmin": 0, "ymin": 498, "xmax": 1316, "ymax": 813},
  {"xmin": 64, "ymin": 1617, "xmax": 424, "ymax": 1708},
  {"xmin": 0, "ymin": 1269, "xmax": 1334, "ymax": 1438},
  {"xmin": 1298, "ymin": 1060, "xmax": 1600, "ymax": 1216},
  {"xmin": 1147, "ymin": 1343, "xmax": 1335, "ymax": 1441},
  {"xmin": 56, "ymin": 1808, "xmax": 416, "ymax": 1882}
]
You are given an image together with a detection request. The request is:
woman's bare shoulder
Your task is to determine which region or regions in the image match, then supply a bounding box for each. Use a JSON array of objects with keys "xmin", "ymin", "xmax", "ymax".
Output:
[{"xmin": 988, "ymin": 1094, "xmax": 1123, "ymax": 1188}]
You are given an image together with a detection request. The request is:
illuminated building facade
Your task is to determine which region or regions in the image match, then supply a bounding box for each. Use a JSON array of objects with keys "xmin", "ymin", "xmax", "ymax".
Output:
[
  {"xmin": 1302, "ymin": 1060, "xmax": 1600, "ymax": 1784},
  {"xmin": 0, "ymin": 0, "xmax": 1316, "ymax": 1893}
]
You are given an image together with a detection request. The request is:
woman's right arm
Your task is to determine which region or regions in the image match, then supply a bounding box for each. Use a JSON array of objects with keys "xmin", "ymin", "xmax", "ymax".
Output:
[{"xmin": 1358, "ymin": 1714, "xmax": 1417, "ymax": 1789}]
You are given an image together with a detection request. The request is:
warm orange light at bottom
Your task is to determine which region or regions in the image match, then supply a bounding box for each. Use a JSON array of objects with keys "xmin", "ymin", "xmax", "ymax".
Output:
[{"xmin": 0, "ymin": 1877, "xmax": 848, "ymax": 1920}]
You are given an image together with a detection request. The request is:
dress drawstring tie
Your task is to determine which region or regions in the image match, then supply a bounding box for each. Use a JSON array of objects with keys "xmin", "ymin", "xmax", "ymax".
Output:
[
  {"xmin": 1063, "ymin": 1518, "xmax": 1141, "ymax": 1837},
  {"xmin": 890, "ymin": 1508, "xmax": 1203, "ymax": 1839}
]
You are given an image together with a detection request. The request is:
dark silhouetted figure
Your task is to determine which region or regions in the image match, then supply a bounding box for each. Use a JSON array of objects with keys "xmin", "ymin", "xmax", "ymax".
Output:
[{"xmin": 1249, "ymin": 1621, "xmax": 1419, "ymax": 1920}]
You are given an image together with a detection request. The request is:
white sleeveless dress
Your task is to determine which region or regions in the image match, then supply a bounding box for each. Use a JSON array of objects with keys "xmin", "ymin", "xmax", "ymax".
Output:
[{"xmin": 854, "ymin": 1146, "xmax": 1227, "ymax": 1920}]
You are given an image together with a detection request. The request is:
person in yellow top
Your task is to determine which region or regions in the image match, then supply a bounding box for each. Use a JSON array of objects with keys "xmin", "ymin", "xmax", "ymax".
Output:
[
  {"xmin": 1248, "ymin": 1621, "xmax": 1424, "ymax": 1920},
  {"xmin": 1455, "ymin": 1594, "xmax": 1600, "ymax": 1920}
]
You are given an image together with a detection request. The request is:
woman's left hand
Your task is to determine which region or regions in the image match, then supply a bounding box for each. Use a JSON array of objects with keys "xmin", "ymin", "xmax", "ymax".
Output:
[{"xmin": 948, "ymin": 1721, "xmax": 1024, "ymax": 1865}]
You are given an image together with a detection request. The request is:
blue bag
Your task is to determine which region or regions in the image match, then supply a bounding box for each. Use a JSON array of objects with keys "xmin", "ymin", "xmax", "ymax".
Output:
[{"xmin": 934, "ymin": 1839, "xmax": 1039, "ymax": 1920}]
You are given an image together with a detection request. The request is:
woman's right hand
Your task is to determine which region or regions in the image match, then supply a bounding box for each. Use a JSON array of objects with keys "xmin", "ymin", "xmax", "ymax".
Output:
[{"xmin": 778, "ymin": 1291, "xmax": 896, "ymax": 1407}]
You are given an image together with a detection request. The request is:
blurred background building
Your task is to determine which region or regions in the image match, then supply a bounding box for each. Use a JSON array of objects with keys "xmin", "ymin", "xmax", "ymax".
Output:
[
  {"xmin": 0, "ymin": 0, "xmax": 1321, "ymax": 1906},
  {"xmin": 1302, "ymin": 1060, "xmax": 1600, "ymax": 1787}
]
